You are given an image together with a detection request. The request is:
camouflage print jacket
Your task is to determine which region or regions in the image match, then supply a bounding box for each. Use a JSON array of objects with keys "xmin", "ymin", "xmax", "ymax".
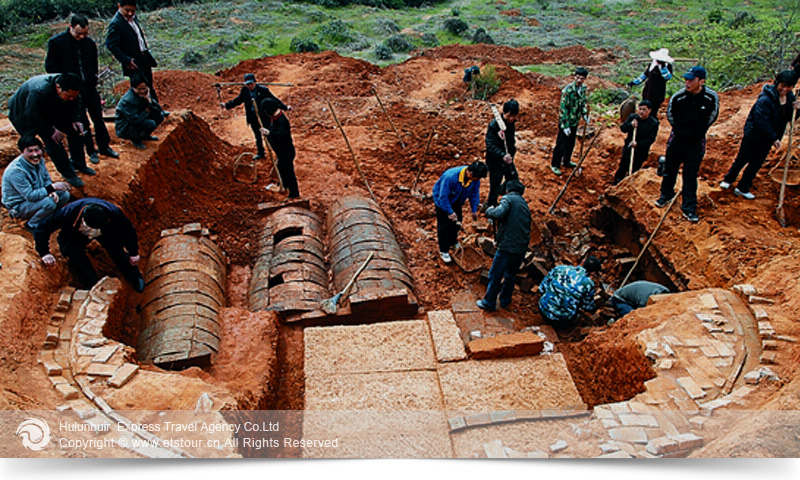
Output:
[
  {"xmin": 538, "ymin": 265, "xmax": 595, "ymax": 324},
  {"xmin": 558, "ymin": 82, "xmax": 588, "ymax": 130}
]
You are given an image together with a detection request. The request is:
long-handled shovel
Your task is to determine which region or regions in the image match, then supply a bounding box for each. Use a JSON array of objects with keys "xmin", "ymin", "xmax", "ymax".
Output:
[
  {"xmin": 549, "ymin": 124, "xmax": 605, "ymax": 214},
  {"xmin": 776, "ymin": 108, "xmax": 797, "ymax": 227},
  {"xmin": 627, "ymin": 125, "xmax": 638, "ymax": 177},
  {"xmin": 320, "ymin": 252, "xmax": 375, "ymax": 314}
]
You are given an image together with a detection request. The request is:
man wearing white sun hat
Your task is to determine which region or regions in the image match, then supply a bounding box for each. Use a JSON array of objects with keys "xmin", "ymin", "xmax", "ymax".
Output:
[{"xmin": 628, "ymin": 48, "xmax": 675, "ymax": 115}]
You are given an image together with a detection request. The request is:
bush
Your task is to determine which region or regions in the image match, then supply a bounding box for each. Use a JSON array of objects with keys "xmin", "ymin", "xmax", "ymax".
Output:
[
  {"xmin": 290, "ymin": 37, "xmax": 320, "ymax": 53},
  {"xmin": 375, "ymin": 18, "xmax": 400, "ymax": 36},
  {"xmin": 385, "ymin": 34, "xmax": 413, "ymax": 53},
  {"xmin": 421, "ymin": 33, "xmax": 439, "ymax": 47},
  {"xmin": 470, "ymin": 65, "xmax": 500, "ymax": 100},
  {"xmin": 374, "ymin": 43, "xmax": 393, "ymax": 60},
  {"xmin": 181, "ymin": 49, "xmax": 203, "ymax": 66},
  {"xmin": 443, "ymin": 18, "xmax": 468, "ymax": 36},
  {"xmin": 472, "ymin": 28, "xmax": 494, "ymax": 45},
  {"xmin": 319, "ymin": 19, "xmax": 354, "ymax": 46}
]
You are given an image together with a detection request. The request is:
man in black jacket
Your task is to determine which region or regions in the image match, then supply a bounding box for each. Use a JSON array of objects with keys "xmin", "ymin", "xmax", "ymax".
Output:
[
  {"xmin": 105, "ymin": 0, "xmax": 161, "ymax": 103},
  {"xmin": 8, "ymin": 73, "xmax": 91, "ymax": 188},
  {"xmin": 613, "ymin": 100, "xmax": 659, "ymax": 185},
  {"xmin": 484, "ymin": 99, "xmax": 519, "ymax": 207},
  {"xmin": 627, "ymin": 48, "xmax": 674, "ymax": 115},
  {"xmin": 720, "ymin": 70, "xmax": 800, "ymax": 199},
  {"xmin": 34, "ymin": 197, "xmax": 145, "ymax": 293},
  {"xmin": 655, "ymin": 66, "xmax": 719, "ymax": 223},
  {"xmin": 259, "ymin": 98, "xmax": 299, "ymax": 198},
  {"xmin": 114, "ymin": 74, "xmax": 168, "ymax": 149},
  {"xmin": 46, "ymin": 14, "xmax": 119, "ymax": 164},
  {"xmin": 477, "ymin": 179, "xmax": 531, "ymax": 311},
  {"xmin": 221, "ymin": 73, "xmax": 290, "ymax": 160}
]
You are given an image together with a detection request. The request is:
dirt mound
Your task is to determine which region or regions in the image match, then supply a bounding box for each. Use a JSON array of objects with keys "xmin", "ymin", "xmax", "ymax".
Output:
[{"xmin": 416, "ymin": 44, "xmax": 618, "ymax": 67}]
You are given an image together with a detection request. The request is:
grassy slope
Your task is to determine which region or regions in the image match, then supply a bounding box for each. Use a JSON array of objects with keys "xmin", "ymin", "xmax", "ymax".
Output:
[{"xmin": 1, "ymin": 0, "xmax": 797, "ymax": 111}]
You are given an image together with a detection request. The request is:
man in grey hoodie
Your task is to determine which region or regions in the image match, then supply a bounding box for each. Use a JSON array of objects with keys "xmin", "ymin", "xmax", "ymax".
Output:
[{"xmin": 2, "ymin": 137, "xmax": 70, "ymax": 230}]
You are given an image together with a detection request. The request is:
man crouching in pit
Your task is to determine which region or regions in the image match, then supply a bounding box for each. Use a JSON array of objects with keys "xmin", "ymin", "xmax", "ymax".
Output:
[{"xmin": 33, "ymin": 197, "xmax": 146, "ymax": 293}]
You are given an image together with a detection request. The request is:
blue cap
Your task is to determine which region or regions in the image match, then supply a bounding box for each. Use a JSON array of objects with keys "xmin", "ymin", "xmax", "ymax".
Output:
[{"xmin": 682, "ymin": 66, "xmax": 707, "ymax": 80}]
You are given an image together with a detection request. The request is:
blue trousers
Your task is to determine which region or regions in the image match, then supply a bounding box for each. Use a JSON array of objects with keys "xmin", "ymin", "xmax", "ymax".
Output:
[{"xmin": 482, "ymin": 250, "xmax": 525, "ymax": 309}]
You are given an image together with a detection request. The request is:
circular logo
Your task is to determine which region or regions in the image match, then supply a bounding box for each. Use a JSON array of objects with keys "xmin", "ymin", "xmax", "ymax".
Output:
[{"xmin": 16, "ymin": 417, "xmax": 51, "ymax": 451}]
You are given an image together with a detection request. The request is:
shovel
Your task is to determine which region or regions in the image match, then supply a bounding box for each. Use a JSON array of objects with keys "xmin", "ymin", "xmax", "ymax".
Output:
[
  {"xmin": 777, "ymin": 108, "xmax": 797, "ymax": 227},
  {"xmin": 320, "ymin": 252, "xmax": 375, "ymax": 314}
]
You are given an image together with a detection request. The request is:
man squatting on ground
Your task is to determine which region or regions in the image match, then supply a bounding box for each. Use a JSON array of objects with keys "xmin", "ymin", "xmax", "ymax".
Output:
[
  {"xmin": 538, "ymin": 256, "xmax": 601, "ymax": 327},
  {"xmin": 613, "ymin": 99, "xmax": 659, "ymax": 185},
  {"xmin": 551, "ymin": 67, "xmax": 589, "ymax": 176},
  {"xmin": 34, "ymin": 197, "xmax": 145, "ymax": 293},
  {"xmin": 221, "ymin": 73, "xmax": 291, "ymax": 160},
  {"xmin": 655, "ymin": 66, "xmax": 719, "ymax": 223},
  {"xmin": 259, "ymin": 97, "xmax": 300, "ymax": 199},
  {"xmin": 106, "ymin": 0, "xmax": 162, "ymax": 103},
  {"xmin": 8, "ymin": 73, "xmax": 92, "ymax": 188},
  {"xmin": 628, "ymin": 48, "xmax": 674, "ymax": 115},
  {"xmin": 2, "ymin": 137, "xmax": 70, "ymax": 230},
  {"xmin": 610, "ymin": 281, "xmax": 669, "ymax": 318},
  {"xmin": 432, "ymin": 161, "xmax": 488, "ymax": 264},
  {"xmin": 115, "ymin": 74, "xmax": 168, "ymax": 149},
  {"xmin": 720, "ymin": 70, "xmax": 800, "ymax": 199},
  {"xmin": 477, "ymin": 179, "xmax": 531, "ymax": 312},
  {"xmin": 485, "ymin": 99, "xmax": 519, "ymax": 208},
  {"xmin": 45, "ymin": 14, "xmax": 119, "ymax": 164}
]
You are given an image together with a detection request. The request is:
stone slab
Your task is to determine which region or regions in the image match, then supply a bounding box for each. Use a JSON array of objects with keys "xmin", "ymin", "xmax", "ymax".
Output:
[
  {"xmin": 108, "ymin": 363, "xmax": 139, "ymax": 388},
  {"xmin": 608, "ymin": 427, "xmax": 648, "ymax": 444},
  {"xmin": 676, "ymin": 376, "xmax": 706, "ymax": 399},
  {"xmin": 305, "ymin": 370, "xmax": 444, "ymax": 411},
  {"xmin": 427, "ymin": 310, "xmax": 467, "ymax": 362},
  {"xmin": 55, "ymin": 383, "xmax": 80, "ymax": 400},
  {"xmin": 304, "ymin": 320, "xmax": 436, "ymax": 376},
  {"xmin": 91, "ymin": 344, "xmax": 120, "ymax": 363},
  {"xmin": 437, "ymin": 354, "xmax": 583, "ymax": 412},
  {"xmin": 466, "ymin": 331, "xmax": 544, "ymax": 360},
  {"xmin": 86, "ymin": 363, "xmax": 120, "ymax": 377}
]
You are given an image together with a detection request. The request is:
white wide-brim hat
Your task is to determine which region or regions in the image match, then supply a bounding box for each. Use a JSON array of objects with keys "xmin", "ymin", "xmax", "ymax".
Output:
[{"xmin": 649, "ymin": 48, "xmax": 674, "ymax": 63}]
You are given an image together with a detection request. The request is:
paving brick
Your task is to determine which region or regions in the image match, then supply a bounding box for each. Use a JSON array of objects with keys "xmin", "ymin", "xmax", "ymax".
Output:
[
  {"xmin": 748, "ymin": 296, "xmax": 774, "ymax": 305},
  {"xmin": 483, "ymin": 439, "xmax": 507, "ymax": 458},
  {"xmin": 732, "ymin": 284, "xmax": 757, "ymax": 296},
  {"xmin": 608, "ymin": 427, "xmax": 648, "ymax": 444},
  {"xmin": 618, "ymin": 413, "xmax": 659, "ymax": 428},
  {"xmin": 41, "ymin": 360, "xmax": 62, "ymax": 376},
  {"xmin": 93, "ymin": 396, "xmax": 113, "ymax": 415},
  {"xmin": 752, "ymin": 308, "xmax": 770, "ymax": 321},
  {"xmin": 673, "ymin": 433, "xmax": 704, "ymax": 450},
  {"xmin": 108, "ymin": 363, "xmax": 139, "ymax": 388},
  {"xmin": 466, "ymin": 331, "xmax": 544, "ymax": 360},
  {"xmin": 601, "ymin": 418, "xmax": 620, "ymax": 429},
  {"xmin": 685, "ymin": 366, "xmax": 717, "ymax": 390},
  {"xmin": 645, "ymin": 436, "xmax": 679, "ymax": 456},
  {"xmin": 762, "ymin": 340, "xmax": 779, "ymax": 350},
  {"xmin": 550, "ymin": 440, "xmax": 567, "ymax": 452},
  {"xmin": 58, "ymin": 290, "xmax": 74, "ymax": 308},
  {"xmin": 49, "ymin": 376, "xmax": 69, "ymax": 387},
  {"xmin": 676, "ymin": 377, "xmax": 706, "ymax": 399},
  {"xmin": 697, "ymin": 397, "xmax": 731, "ymax": 411},
  {"xmin": 714, "ymin": 357, "xmax": 734, "ymax": 368},
  {"xmin": 426, "ymin": 310, "xmax": 467, "ymax": 363},
  {"xmin": 86, "ymin": 363, "xmax": 120, "ymax": 377},
  {"xmin": 759, "ymin": 351, "xmax": 777, "ymax": 364},
  {"xmin": 447, "ymin": 416, "xmax": 466, "ymax": 431},
  {"xmin": 656, "ymin": 358, "xmax": 674, "ymax": 370},
  {"xmin": 599, "ymin": 443, "xmax": 620, "ymax": 453},
  {"xmin": 82, "ymin": 338, "xmax": 108, "ymax": 348},
  {"xmin": 743, "ymin": 370, "xmax": 761, "ymax": 384},
  {"xmin": 45, "ymin": 326, "xmax": 59, "ymax": 344},
  {"xmin": 91, "ymin": 344, "xmax": 119, "ymax": 363},
  {"xmin": 698, "ymin": 293, "xmax": 719, "ymax": 310},
  {"xmin": 464, "ymin": 413, "xmax": 491, "ymax": 426},
  {"xmin": 608, "ymin": 401, "xmax": 631, "ymax": 414},
  {"xmin": 51, "ymin": 311, "xmax": 66, "ymax": 322},
  {"xmin": 593, "ymin": 405, "xmax": 614, "ymax": 420},
  {"xmin": 489, "ymin": 410, "xmax": 516, "ymax": 423},
  {"xmin": 688, "ymin": 416, "xmax": 708, "ymax": 429},
  {"xmin": 55, "ymin": 383, "xmax": 80, "ymax": 400}
]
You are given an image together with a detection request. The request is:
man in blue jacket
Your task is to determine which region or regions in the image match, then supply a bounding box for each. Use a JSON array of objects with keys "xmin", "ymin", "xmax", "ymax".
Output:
[
  {"xmin": 720, "ymin": 70, "xmax": 800, "ymax": 199},
  {"xmin": 655, "ymin": 66, "xmax": 719, "ymax": 223},
  {"xmin": 34, "ymin": 197, "xmax": 145, "ymax": 293},
  {"xmin": 477, "ymin": 179, "xmax": 531, "ymax": 311},
  {"xmin": 221, "ymin": 73, "xmax": 290, "ymax": 160},
  {"xmin": 432, "ymin": 161, "xmax": 488, "ymax": 263}
]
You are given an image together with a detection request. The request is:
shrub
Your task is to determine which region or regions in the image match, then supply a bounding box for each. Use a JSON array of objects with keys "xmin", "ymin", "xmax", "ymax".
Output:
[
  {"xmin": 472, "ymin": 28, "xmax": 494, "ymax": 45},
  {"xmin": 470, "ymin": 65, "xmax": 500, "ymax": 100},
  {"xmin": 421, "ymin": 33, "xmax": 439, "ymax": 47},
  {"xmin": 443, "ymin": 18, "xmax": 468, "ymax": 36},
  {"xmin": 181, "ymin": 49, "xmax": 203, "ymax": 65},
  {"xmin": 375, "ymin": 18, "xmax": 400, "ymax": 36},
  {"xmin": 385, "ymin": 34, "xmax": 413, "ymax": 53},
  {"xmin": 374, "ymin": 43, "xmax": 393, "ymax": 60},
  {"xmin": 290, "ymin": 37, "xmax": 320, "ymax": 53},
  {"xmin": 319, "ymin": 19, "xmax": 354, "ymax": 46}
]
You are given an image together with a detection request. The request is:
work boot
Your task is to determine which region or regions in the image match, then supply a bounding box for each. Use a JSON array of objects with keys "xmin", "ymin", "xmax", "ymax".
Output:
[
  {"xmin": 74, "ymin": 165, "xmax": 96, "ymax": 176},
  {"xmin": 65, "ymin": 176, "xmax": 84, "ymax": 188},
  {"xmin": 99, "ymin": 147, "xmax": 120, "ymax": 158},
  {"xmin": 682, "ymin": 210, "xmax": 700, "ymax": 223},
  {"xmin": 654, "ymin": 195, "xmax": 673, "ymax": 208}
]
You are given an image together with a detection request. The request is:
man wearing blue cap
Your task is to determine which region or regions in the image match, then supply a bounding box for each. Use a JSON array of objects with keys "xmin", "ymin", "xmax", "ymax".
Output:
[{"xmin": 654, "ymin": 66, "xmax": 719, "ymax": 223}]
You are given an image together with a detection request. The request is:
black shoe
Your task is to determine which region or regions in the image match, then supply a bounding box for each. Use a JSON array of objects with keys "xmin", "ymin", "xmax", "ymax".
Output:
[
  {"xmin": 682, "ymin": 210, "xmax": 700, "ymax": 223},
  {"xmin": 163, "ymin": 111, "xmax": 171, "ymax": 117},
  {"xmin": 89, "ymin": 152, "xmax": 100, "ymax": 164},
  {"xmin": 144, "ymin": 135, "xmax": 159, "ymax": 141},
  {"xmin": 75, "ymin": 165, "xmax": 96, "ymax": 175},
  {"xmin": 65, "ymin": 176, "xmax": 84, "ymax": 187},
  {"xmin": 98, "ymin": 147, "xmax": 120, "ymax": 158},
  {"xmin": 23, "ymin": 221, "xmax": 35, "ymax": 233},
  {"xmin": 133, "ymin": 277, "xmax": 145, "ymax": 293},
  {"xmin": 654, "ymin": 195, "xmax": 673, "ymax": 208},
  {"xmin": 132, "ymin": 141, "xmax": 147, "ymax": 149}
]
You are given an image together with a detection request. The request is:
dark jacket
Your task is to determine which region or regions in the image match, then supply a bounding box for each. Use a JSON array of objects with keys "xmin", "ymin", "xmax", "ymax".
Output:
[
  {"xmin": 8, "ymin": 74, "xmax": 81, "ymax": 140},
  {"xmin": 485, "ymin": 118, "xmax": 516, "ymax": 170},
  {"xmin": 485, "ymin": 191, "xmax": 531, "ymax": 255},
  {"xmin": 115, "ymin": 88, "xmax": 165, "ymax": 139},
  {"xmin": 666, "ymin": 85, "xmax": 719, "ymax": 141},
  {"xmin": 45, "ymin": 30, "xmax": 99, "ymax": 89},
  {"xmin": 612, "ymin": 281, "xmax": 669, "ymax": 309},
  {"xmin": 742, "ymin": 83, "xmax": 796, "ymax": 143},
  {"xmin": 105, "ymin": 11, "xmax": 157, "ymax": 76},
  {"xmin": 621, "ymin": 113, "xmax": 659, "ymax": 151},
  {"xmin": 641, "ymin": 63, "xmax": 673, "ymax": 108},
  {"xmin": 259, "ymin": 110, "xmax": 295, "ymax": 160},
  {"xmin": 225, "ymin": 85, "xmax": 287, "ymax": 126},
  {"xmin": 34, "ymin": 197, "xmax": 139, "ymax": 258}
]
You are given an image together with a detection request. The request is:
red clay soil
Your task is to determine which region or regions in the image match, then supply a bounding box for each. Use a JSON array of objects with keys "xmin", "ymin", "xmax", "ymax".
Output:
[{"xmin": 2, "ymin": 43, "xmax": 800, "ymax": 426}]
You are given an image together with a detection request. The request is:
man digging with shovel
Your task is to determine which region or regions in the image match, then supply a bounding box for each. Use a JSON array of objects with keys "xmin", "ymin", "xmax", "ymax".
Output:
[{"xmin": 484, "ymin": 99, "xmax": 520, "ymax": 208}]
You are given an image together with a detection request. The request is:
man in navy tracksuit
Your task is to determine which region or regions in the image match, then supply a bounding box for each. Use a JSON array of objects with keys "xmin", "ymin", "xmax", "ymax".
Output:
[
  {"xmin": 34, "ymin": 197, "xmax": 145, "ymax": 293},
  {"xmin": 655, "ymin": 66, "xmax": 719, "ymax": 223},
  {"xmin": 720, "ymin": 70, "xmax": 800, "ymax": 199},
  {"xmin": 432, "ymin": 161, "xmax": 488, "ymax": 264}
]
